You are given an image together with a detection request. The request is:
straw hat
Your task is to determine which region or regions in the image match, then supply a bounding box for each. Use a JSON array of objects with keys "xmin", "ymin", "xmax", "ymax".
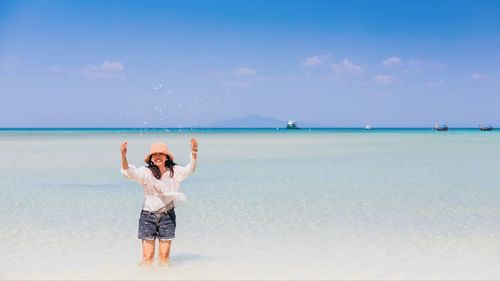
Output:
[{"xmin": 144, "ymin": 142, "xmax": 174, "ymax": 163}]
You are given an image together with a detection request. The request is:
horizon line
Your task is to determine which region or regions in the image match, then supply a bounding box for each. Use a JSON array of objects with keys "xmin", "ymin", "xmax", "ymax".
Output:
[{"xmin": 0, "ymin": 126, "xmax": 495, "ymax": 130}]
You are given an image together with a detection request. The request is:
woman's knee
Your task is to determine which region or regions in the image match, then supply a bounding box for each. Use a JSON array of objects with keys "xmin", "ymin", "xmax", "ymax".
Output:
[{"xmin": 142, "ymin": 239, "xmax": 155, "ymax": 259}]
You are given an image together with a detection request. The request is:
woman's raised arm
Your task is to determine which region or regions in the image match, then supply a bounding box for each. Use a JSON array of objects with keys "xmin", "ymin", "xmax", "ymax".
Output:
[{"xmin": 121, "ymin": 141, "xmax": 130, "ymax": 170}]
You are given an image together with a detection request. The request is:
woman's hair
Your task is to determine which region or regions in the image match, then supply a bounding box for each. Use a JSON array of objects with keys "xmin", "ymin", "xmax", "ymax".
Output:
[{"xmin": 146, "ymin": 155, "xmax": 177, "ymax": 179}]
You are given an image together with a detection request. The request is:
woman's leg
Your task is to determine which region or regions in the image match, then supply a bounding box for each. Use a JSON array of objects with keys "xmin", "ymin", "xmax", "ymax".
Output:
[
  {"xmin": 141, "ymin": 239, "xmax": 156, "ymax": 266},
  {"xmin": 158, "ymin": 240, "xmax": 172, "ymax": 265}
]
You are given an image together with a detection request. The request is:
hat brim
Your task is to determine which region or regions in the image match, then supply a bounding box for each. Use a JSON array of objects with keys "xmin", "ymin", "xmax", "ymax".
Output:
[{"xmin": 144, "ymin": 152, "xmax": 174, "ymax": 163}]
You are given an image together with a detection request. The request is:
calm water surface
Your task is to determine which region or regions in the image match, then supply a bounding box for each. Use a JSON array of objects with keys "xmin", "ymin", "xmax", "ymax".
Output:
[{"xmin": 0, "ymin": 129, "xmax": 499, "ymax": 280}]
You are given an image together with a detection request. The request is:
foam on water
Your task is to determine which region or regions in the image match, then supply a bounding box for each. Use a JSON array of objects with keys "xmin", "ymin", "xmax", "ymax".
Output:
[{"xmin": 1, "ymin": 130, "xmax": 499, "ymax": 279}]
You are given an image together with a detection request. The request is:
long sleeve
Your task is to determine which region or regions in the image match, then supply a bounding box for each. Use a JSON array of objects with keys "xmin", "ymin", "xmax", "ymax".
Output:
[
  {"xmin": 173, "ymin": 153, "xmax": 197, "ymax": 183},
  {"xmin": 121, "ymin": 165, "xmax": 146, "ymax": 184}
]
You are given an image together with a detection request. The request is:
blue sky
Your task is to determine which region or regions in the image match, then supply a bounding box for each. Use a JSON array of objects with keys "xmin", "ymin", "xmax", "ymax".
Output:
[{"xmin": 0, "ymin": 0, "xmax": 499, "ymax": 127}]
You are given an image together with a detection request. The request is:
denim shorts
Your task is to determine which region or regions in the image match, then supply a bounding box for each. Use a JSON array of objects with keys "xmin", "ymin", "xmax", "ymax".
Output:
[{"xmin": 138, "ymin": 208, "xmax": 176, "ymax": 241}]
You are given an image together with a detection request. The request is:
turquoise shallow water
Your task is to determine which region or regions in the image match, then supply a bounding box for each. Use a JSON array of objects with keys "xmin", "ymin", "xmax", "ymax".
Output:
[{"xmin": 0, "ymin": 129, "xmax": 499, "ymax": 280}]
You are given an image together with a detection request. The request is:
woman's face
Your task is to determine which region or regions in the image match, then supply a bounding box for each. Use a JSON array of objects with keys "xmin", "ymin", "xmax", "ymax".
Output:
[{"xmin": 151, "ymin": 153, "xmax": 167, "ymax": 166}]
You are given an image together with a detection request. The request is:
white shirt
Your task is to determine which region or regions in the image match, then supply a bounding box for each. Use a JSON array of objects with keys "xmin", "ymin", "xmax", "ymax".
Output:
[{"xmin": 121, "ymin": 154, "xmax": 197, "ymax": 211}]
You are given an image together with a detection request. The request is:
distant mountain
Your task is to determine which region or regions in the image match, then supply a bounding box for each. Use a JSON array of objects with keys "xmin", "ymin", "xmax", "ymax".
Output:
[{"xmin": 209, "ymin": 114, "xmax": 326, "ymax": 128}]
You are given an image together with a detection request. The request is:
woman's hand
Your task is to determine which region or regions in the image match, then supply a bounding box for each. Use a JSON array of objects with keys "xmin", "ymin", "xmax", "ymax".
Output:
[
  {"xmin": 191, "ymin": 138, "xmax": 198, "ymax": 160},
  {"xmin": 121, "ymin": 142, "xmax": 128, "ymax": 155},
  {"xmin": 191, "ymin": 138, "xmax": 198, "ymax": 152}
]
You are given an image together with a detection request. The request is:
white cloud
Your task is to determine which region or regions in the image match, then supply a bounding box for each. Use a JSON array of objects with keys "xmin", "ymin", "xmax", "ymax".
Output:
[
  {"xmin": 403, "ymin": 59, "xmax": 444, "ymax": 73},
  {"xmin": 332, "ymin": 58, "xmax": 364, "ymax": 76},
  {"xmin": 1, "ymin": 57, "xmax": 19, "ymax": 68},
  {"xmin": 234, "ymin": 67, "xmax": 257, "ymax": 76},
  {"xmin": 100, "ymin": 60, "xmax": 124, "ymax": 71},
  {"xmin": 83, "ymin": 60, "xmax": 124, "ymax": 79},
  {"xmin": 50, "ymin": 66, "xmax": 72, "ymax": 74},
  {"xmin": 373, "ymin": 74, "xmax": 397, "ymax": 84},
  {"xmin": 303, "ymin": 54, "xmax": 331, "ymax": 67},
  {"xmin": 254, "ymin": 76, "xmax": 268, "ymax": 81},
  {"xmin": 383, "ymin": 56, "xmax": 401, "ymax": 67},
  {"xmin": 471, "ymin": 74, "xmax": 490, "ymax": 80},
  {"xmin": 424, "ymin": 80, "xmax": 445, "ymax": 88},
  {"xmin": 221, "ymin": 80, "xmax": 249, "ymax": 88},
  {"xmin": 304, "ymin": 56, "xmax": 321, "ymax": 67}
]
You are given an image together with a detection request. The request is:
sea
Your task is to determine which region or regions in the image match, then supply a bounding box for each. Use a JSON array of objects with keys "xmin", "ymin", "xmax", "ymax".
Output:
[{"xmin": 0, "ymin": 128, "xmax": 499, "ymax": 280}]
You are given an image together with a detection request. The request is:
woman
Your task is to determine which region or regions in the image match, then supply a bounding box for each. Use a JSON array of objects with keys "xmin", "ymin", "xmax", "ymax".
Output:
[{"xmin": 120, "ymin": 138, "xmax": 198, "ymax": 266}]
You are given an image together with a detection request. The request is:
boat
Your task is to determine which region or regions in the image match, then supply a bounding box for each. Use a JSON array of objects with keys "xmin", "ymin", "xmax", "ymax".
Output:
[
  {"xmin": 436, "ymin": 125, "xmax": 448, "ymax": 131},
  {"xmin": 287, "ymin": 120, "xmax": 299, "ymax": 129},
  {"xmin": 479, "ymin": 125, "xmax": 493, "ymax": 131},
  {"xmin": 434, "ymin": 123, "xmax": 448, "ymax": 131}
]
